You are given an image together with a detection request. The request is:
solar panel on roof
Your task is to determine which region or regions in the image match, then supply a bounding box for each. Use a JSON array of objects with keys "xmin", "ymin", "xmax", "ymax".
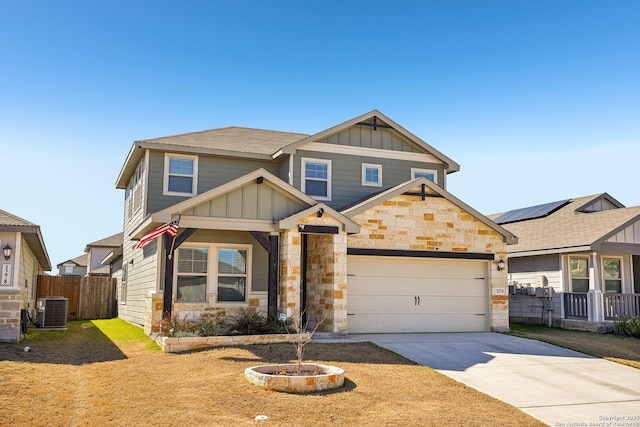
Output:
[{"xmin": 494, "ymin": 199, "xmax": 570, "ymax": 224}]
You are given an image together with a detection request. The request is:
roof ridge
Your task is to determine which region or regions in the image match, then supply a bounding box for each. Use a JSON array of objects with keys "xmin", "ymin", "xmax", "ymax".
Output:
[{"xmin": 138, "ymin": 126, "xmax": 308, "ymax": 142}]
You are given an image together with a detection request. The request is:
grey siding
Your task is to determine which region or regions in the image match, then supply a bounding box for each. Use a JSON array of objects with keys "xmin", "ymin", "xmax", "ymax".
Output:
[
  {"xmin": 319, "ymin": 126, "xmax": 421, "ymax": 152},
  {"xmin": 510, "ymin": 254, "xmax": 560, "ymax": 273},
  {"xmin": 184, "ymin": 181, "xmax": 306, "ymax": 222},
  {"xmin": 146, "ymin": 151, "xmax": 279, "ymax": 215},
  {"xmin": 293, "ymin": 150, "xmax": 445, "ymax": 210}
]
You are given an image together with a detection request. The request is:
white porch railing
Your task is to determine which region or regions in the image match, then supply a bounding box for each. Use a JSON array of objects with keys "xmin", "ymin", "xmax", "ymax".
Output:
[
  {"xmin": 564, "ymin": 292, "xmax": 640, "ymax": 321},
  {"xmin": 603, "ymin": 294, "xmax": 640, "ymax": 320}
]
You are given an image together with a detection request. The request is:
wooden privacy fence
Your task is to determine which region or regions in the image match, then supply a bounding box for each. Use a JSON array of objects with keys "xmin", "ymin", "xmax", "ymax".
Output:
[{"xmin": 36, "ymin": 275, "xmax": 117, "ymax": 320}]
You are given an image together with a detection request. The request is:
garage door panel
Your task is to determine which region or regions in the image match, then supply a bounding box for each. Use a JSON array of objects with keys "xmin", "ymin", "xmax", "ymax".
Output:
[
  {"xmin": 347, "ymin": 313, "xmax": 486, "ymax": 333},
  {"xmin": 347, "ymin": 256, "xmax": 489, "ymax": 333}
]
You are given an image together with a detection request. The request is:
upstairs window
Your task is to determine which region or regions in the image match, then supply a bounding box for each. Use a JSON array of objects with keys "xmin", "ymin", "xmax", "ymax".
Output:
[
  {"xmin": 603, "ymin": 258, "xmax": 622, "ymax": 293},
  {"xmin": 411, "ymin": 168, "xmax": 437, "ymax": 183},
  {"xmin": 301, "ymin": 158, "xmax": 331, "ymax": 200},
  {"xmin": 164, "ymin": 154, "xmax": 198, "ymax": 196},
  {"xmin": 362, "ymin": 163, "xmax": 382, "ymax": 187},
  {"xmin": 570, "ymin": 257, "xmax": 589, "ymax": 293}
]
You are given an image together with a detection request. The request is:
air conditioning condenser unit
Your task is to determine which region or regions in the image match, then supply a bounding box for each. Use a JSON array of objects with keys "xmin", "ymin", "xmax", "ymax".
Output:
[{"xmin": 35, "ymin": 297, "xmax": 68, "ymax": 329}]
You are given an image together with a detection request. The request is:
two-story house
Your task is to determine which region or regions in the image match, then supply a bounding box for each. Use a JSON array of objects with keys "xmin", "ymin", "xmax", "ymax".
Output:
[{"xmin": 115, "ymin": 110, "xmax": 517, "ymax": 336}]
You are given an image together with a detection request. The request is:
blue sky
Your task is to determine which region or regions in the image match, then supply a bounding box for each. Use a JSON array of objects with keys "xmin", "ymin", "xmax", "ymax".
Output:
[{"xmin": 1, "ymin": 1, "xmax": 639, "ymax": 270}]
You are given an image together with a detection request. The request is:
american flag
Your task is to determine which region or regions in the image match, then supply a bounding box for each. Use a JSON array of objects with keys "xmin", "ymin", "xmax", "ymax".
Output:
[{"xmin": 132, "ymin": 218, "xmax": 180, "ymax": 249}]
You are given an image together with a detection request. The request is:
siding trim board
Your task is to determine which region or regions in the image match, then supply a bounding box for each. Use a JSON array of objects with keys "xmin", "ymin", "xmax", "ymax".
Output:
[
  {"xmin": 347, "ymin": 247, "xmax": 495, "ymax": 261},
  {"xmin": 298, "ymin": 142, "xmax": 442, "ymax": 164}
]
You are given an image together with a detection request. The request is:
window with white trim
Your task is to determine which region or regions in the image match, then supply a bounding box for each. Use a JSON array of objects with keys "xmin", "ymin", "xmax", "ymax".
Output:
[
  {"xmin": 362, "ymin": 163, "xmax": 382, "ymax": 187},
  {"xmin": 176, "ymin": 247, "xmax": 209, "ymax": 302},
  {"xmin": 164, "ymin": 154, "xmax": 198, "ymax": 196},
  {"xmin": 602, "ymin": 258, "xmax": 622, "ymax": 293},
  {"xmin": 301, "ymin": 158, "xmax": 331, "ymax": 200},
  {"xmin": 63, "ymin": 264, "xmax": 74, "ymax": 274},
  {"xmin": 174, "ymin": 244, "xmax": 252, "ymax": 304},
  {"xmin": 120, "ymin": 263, "xmax": 128, "ymax": 304},
  {"xmin": 217, "ymin": 247, "xmax": 249, "ymax": 302},
  {"xmin": 411, "ymin": 168, "xmax": 437, "ymax": 183},
  {"xmin": 570, "ymin": 257, "xmax": 589, "ymax": 293}
]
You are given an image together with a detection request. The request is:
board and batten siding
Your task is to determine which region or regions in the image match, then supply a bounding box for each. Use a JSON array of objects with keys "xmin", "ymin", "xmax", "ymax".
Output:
[
  {"xmin": 145, "ymin": 151, "xmax": 279, "ymax": 215},
  {"xmin": 293, "ymin": 149, "xmax": 445, "ymax": 210},
  {"xmin": 318, "ymin": 125, "xmax": 421, "ymax": 152}
]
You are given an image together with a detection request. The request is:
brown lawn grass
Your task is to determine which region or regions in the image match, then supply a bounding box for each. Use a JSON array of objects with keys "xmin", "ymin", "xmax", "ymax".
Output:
[
  {"xmin": 510, "ymin": 323, "xmax": 640, "ymax": 369},
  {"xmin": 0, "ymin": 319, "xmax": 544, "ymax": 427}
]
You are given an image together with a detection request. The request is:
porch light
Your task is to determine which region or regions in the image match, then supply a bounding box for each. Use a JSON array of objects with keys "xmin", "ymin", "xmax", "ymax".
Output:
[
  {"xmin": 497, "ymin": 258, "xmax": 505, "ymax": 271},
  {"xmin": 3, "ymin": 243, "xmax": 11, "ymax": 260},
  {"xmin": 317, "ymin": 208, "xmax": 324, "ymax": 218}
]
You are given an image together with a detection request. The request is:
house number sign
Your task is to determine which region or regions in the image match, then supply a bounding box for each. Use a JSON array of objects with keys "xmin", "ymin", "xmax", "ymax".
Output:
[{"xmin": 1, "ymin": 264, "xmax": 11, "ymax": 286}]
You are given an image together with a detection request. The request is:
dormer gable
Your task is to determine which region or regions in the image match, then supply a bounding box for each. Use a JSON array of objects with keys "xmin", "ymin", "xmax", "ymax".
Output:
[
  {"xmin": 275, "ymin": 110, "xmax": 460, "ymax": 174},
  {"xmin": 575, "ymin": 193, "xmax": 625, "ymax": 213}
]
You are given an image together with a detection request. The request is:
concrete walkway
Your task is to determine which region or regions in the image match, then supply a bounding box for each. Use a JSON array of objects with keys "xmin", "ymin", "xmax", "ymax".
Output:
[{"xmin": 316, "ymin": 332, "xmax": 640, "ymax": 426}]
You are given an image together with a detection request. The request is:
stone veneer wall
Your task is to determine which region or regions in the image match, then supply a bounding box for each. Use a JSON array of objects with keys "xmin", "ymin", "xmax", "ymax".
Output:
[
  {"xmin": 145, "ymin": 291, "xmax": 269, "ymax": 335},
  {"xmin": 279, "ymin": 230, "xmax": 302, "ymax": 318},
  {"xmin": 0, "ymin": 290, "xmax": 21, "ymax": 342},
  {"xmin": 305, "ymin": 233, "xmax": 348, "ymax": 334},
  {"xmin": 348, "ymin": 193, "xmax": 509, "ymax": 332}
]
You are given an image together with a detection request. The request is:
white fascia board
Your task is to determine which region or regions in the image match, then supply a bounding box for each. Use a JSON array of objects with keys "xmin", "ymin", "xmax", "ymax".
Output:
[
  {"xmin": 508, "ymin": 246, "xmax": 593, "ymax": 258},
  {"xmin": 298, "ymin": 142, "xmax": 443, "ymax": 164}
]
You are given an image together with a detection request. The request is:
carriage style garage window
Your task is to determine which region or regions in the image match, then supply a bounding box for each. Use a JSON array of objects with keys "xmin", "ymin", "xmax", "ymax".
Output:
[
  {"xmin": 164, "ymin": 154, "xmax": 198, "ymax": 196},
  {"xmin": 301, "ymin": 157, "xmax": 331, "ymax": 200},
  {"xmin": 362, "ymin": 163, "xmax": 382, "ymax": 187},
  {"xmin": 217, "ymin": 247, "xmax": 250, "ymax": 302},
  {"xmin": 570, "ymin": 257, "xmax": 589, "ymax": 293},
  {"xmin": 176, "ymin": 247, "xmax": 208, "ymax": 302},
  {"xmin": 603, "ymin": 258, "xmax": 622, "ymax": 293}
]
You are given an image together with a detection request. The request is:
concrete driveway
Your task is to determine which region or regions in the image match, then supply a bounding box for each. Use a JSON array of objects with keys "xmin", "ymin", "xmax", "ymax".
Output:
[{"xmin": 347, "ymin": 333, "xmax": 640, "ymax": 426}]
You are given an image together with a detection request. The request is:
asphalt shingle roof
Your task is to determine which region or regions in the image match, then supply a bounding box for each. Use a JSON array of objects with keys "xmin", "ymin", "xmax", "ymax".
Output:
[
  {"xmin": 490, "ymin": 194, "xmax": 640, "ymax": 255},
  {"xmin": 139, "ymin": 126, "xmax": 308, "ymax": 156},
  {"xmin": 0, "ymin": 209, "xmax": 37, "ymax": 227}
]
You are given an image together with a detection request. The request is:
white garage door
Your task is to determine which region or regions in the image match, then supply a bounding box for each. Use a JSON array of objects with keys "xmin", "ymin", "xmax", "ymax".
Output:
[{"xmin": 347, "ymin": 256, "xmax": 489, "ymax": 333}]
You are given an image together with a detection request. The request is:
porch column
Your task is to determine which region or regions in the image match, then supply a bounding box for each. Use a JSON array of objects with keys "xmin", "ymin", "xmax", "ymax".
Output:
[
  {"xmin": 587, "ymin": 252, "xmax": 605, "ymax": 322},
  {"xmin": 279, "ymin": 230, "xmax": 302, "ymax": 318}
]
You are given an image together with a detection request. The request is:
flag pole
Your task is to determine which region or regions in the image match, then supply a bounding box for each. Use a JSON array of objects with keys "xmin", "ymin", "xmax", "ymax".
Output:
[{"xmin": 168, "ymin": 215, "xmax": 181, "ymax": 260}]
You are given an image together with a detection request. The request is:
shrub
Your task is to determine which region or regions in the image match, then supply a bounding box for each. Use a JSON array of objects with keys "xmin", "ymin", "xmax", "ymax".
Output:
[
  {"xmin": 614, "ymin": 316, "xmax": 640, "ymax": 338},
  {"xmin": 161, "ymin": 310, "xmax": 290, "ymax": 337}
]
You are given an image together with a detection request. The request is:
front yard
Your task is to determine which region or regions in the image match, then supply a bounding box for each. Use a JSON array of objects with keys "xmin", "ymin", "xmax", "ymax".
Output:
[
  {"xmin": 510, "ymin": 323, "xmax": 640, "ymax": 369},
  {"xmin": 1, "ymin": 319, "xmax": 544, "ymax": 426}
]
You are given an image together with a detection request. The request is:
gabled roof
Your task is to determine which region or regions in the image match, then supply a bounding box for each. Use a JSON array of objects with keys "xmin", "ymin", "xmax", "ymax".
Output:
[
  {"xmin": 116, "ymin": 127, "xmax": 307, "ymax": 188},
  {"xmin": 116, "ymin": 110, "xmax": 461, "ymax": 188},
  {"xmin": 0, "ymin": 209, "xmax": 51, "ymax": 271},
  {"xmin": 131, "ymin": 169, "xmax": 317, "ymax": 238},
  {"xmin": 276, "ymin": 110, "xmax": 460, "ymax": 173},
  {"xmin": 85, "ymin": 232, "xmax": 124, "ymax": 251},
  {"xmin": 489, "ymin": 193, "xmax": 640, "ymax": 256},
  {"xmin": 278, "ymin": 203, "xmax": 360, "ymax": 234},
  {"xmin": 56, "ymin": 253, "xmax": 88, "ymax": 269},
  {"xmin": 341, "ymin": 177, "xmax": 517, "ymax": 244}
]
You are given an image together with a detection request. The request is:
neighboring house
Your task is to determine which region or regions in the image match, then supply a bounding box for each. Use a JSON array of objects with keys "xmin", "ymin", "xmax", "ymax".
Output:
[
  {"xmin": 84, "ymin": 232, "xmax": 123, "ymax": 276},
  {"xmin": 490, "ymin": 193, "xmax": 640, "ymax": 332},
  {"xmin": 56, "ymin": 253, "xmax": 88, "ymax": 276},
  {"xmin": 115, "ymin": 110, "xmax": 517, "ymax": 336},
  {"xmin": 0, "ymin": 209, "xmax": 51, "ymax": 342},
  {"xmin": 101, "ymin": 246, "xmax": 124, "ymax": 306}
]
